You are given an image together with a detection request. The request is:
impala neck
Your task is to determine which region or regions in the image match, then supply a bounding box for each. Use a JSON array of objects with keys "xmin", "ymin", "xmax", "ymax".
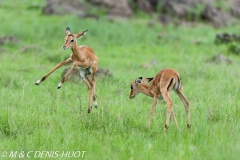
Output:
[
  {"xmin": 139, "ymin": 83, "xmax": 153, "ymax": 97},
  {"xmin": 71, "ymin": 42, "xmax": 84, "ymax": 61}
]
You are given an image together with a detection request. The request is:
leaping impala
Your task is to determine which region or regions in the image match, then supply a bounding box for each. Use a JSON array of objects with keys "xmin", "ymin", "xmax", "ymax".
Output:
[
  {"xmin": 129, "ymin": 68, "xmax": 190, "ymax": 131},
  {"xmin": 35, "ymin": 27, "xmax": 98, "ymax": 113}
]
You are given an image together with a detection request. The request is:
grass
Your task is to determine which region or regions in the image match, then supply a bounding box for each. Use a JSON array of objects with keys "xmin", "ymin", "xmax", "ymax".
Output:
[{"xmin": 0, "ymin": 0, "xmax": 240, "ymax": 160}]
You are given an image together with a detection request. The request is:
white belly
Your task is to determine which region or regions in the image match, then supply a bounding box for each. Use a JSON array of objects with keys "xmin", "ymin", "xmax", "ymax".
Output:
[{"xmin": 80, "ymin": 67, "xmax": 92, "ymax": 80}]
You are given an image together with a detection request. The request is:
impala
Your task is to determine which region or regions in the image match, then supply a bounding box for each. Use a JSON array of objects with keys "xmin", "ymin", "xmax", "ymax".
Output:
[
  {"xmin": 129, "ymin": 68, "xmax": 190, "ymax": 131},
  {"xmin": 35, "ymin": 27, "xmax": 98, "ymax": 113}
]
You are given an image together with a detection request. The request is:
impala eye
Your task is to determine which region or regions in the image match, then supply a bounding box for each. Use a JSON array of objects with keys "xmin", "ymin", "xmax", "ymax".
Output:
[
  {"xmin": 70, "ymin": 39, "xmax": 74, "ymax": 42},
  {"xmin": 130, "ymin": 86, "xmax": 133, "ymax": 90}
]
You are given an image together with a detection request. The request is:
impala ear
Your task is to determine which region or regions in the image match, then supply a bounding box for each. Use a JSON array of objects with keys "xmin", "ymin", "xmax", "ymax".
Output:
[
  {"xmin": 142, "ymin": 77, "xmax": 153, "ymax": 83},
  {"xmin": 76, "ymin": 30, "xmax": 88, "ymax": 38},
  {"xmin": 135, "ymin": 77, "xmax": 143, "ymax": 84},
  {"xmin": 65, "ymin": 27, "xmax": 71, "ymax": 35}
]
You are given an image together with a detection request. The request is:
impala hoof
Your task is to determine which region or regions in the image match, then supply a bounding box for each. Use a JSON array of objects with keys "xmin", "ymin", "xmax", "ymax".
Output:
[
  {"xmin": 164, "ymin": 124, "xmax": 169, "ymax": 131},
  {"xmin": 93, "ymin": 102, "xmax": 98, "ymax": 108},
  {"xmin": 35, "ymin": 80, "xmax": 41, "ymax": 85},
  {"xmin": 57, "ymin": 83, "xmax": 62, "ymax": 89}
]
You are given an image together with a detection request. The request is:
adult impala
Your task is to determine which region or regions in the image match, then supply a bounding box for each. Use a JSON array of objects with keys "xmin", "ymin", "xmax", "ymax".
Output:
[
  {"xmin": 35, "ymin": 27, "xmax": 98, "ymax": 113},
  {"xmin": 129, "ymin": 68, "xmax": 190, "ymax": 131}
]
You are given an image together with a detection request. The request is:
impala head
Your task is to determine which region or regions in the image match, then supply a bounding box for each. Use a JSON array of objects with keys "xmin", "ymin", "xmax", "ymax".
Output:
[
  {"xmin": 62, "ymin": 27, "xmax": 88, "ymax": 50},
  {"xmin": 129, "ymin": 77, "xmax": 153, "ymax": 99}
]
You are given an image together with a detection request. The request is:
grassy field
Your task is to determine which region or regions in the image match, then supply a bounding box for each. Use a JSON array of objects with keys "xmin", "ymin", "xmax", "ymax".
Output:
[{"xmin": 0, "ymin": 1, "xmax": 240, "ymax": 160}]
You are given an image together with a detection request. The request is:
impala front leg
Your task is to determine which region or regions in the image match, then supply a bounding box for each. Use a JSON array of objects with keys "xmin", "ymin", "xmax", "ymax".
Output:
[
  {"xmin": 57, "ymin": 62, "xmax": 77, "ymax": 89},
  {"xmin": 147, "ymin": 95, "xmax": 159, "ymax": 128},
  {"xmin": 35, "ymin": 58, "xmax": 72, "ymax": 85}
]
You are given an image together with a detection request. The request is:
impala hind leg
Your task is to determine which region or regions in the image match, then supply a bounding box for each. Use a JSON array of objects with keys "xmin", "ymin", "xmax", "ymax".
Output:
[
  {"xmin": 162, "ymin": 91, "xmax": 174, "ymax": 132},
  {"xmin": 91, "ymin": 65, "xmax": 98, "ymax": 108},
  {"xmin": 85, "ymin": 76, "xmax": 95, "ymax": 113},
  {"xmin": 80, "ymin": 69, "xmax": 93, "ymax": 113},
  {"xmin": 91, "ymin": 74, "xmax": 98, "ymax": 108},
  {"xmin": 176, "ymin": 87, "xmax": 191, "ymax": 129},
  {"xmin": 171, "ymin": 109, "xmax": 180, "ymax": 130}
]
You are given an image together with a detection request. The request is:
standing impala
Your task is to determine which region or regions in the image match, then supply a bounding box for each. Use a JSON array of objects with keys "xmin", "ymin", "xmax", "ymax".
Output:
[
  {"xmin": 129, "ymin": 68, "xmax": 190, "ymax": 131},
  {"xmin": 35, "ymin": 27, "xmax": 98, "ymax": 113}
]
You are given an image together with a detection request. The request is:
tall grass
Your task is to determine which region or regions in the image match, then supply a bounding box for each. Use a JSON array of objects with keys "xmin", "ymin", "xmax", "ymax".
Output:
[{"xmin": 0, "ymin": 1, "xmax": 240, "ymax": 160}]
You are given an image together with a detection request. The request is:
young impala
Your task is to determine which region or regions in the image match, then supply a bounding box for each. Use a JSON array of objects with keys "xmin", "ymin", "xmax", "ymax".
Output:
[
  {"xmin": 35, "ymin": 27, "xmax": 98, "ymax": 113},
  {"xmin": 129, "ymin": 68, "xmax": 190, "ymax": 131}
]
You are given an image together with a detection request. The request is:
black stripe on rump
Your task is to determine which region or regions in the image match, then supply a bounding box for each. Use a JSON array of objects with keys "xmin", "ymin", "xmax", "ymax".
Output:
[{"xmin": 167, "ymin": 78, "xmax": 174, "ymax": 90}]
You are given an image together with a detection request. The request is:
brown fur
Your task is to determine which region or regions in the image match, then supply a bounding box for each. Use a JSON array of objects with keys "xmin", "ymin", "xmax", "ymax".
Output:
[
  {"xmin": 129, "ymin": 68, "xmax": 190, "ymax": 131},
  {"xmin": 35, "ymin": 27, "xmax": 98, "ymax": 113}
]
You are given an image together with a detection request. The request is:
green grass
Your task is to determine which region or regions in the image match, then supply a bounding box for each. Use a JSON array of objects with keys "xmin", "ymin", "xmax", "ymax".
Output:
[{"xmin": 1, "ymin": 1, "xmax": 240, "ymax": 160}]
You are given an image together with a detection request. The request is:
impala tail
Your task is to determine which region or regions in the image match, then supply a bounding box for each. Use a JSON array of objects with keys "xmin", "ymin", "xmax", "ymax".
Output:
[{"xmin": 168, "ymin": 77, "xmax": 182, "ymax": 91}]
